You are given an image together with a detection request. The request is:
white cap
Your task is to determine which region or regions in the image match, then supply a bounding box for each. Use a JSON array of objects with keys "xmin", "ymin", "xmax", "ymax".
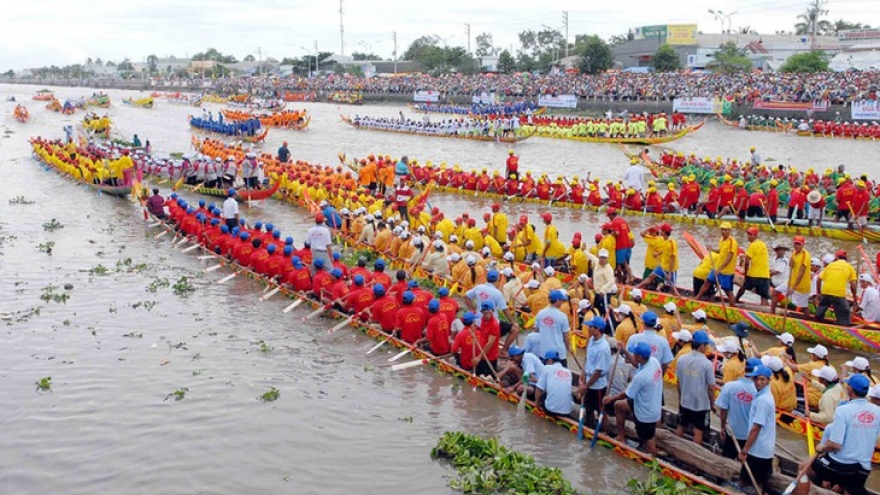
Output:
[
  {"xmin": 598, "ymin": 249, "xmax": 609, "ymax": 258},
  {"xmin": 340, "ymin": 208, "xmax": 350, "ymax": 215},
  {"xmin": 449, "ymin": 235, "xmax": 458, "ymax": 242},
  {"xmin": 365, "ymin": 214, "xmax": 374, "ymax": 221},
  {"xmin": 319, "ymin": 200, "xmax": 328, "ymax": 207},
  {"xmin": 578, "ymin": 299, "xmax": 592, "ymax": 310},
  {"xmin": 526, "ymin": 279, "xmax": 541, "ymax": 289},
  {"xmin": 845, "ymin": 356, "xmax": 870, "ymax": 371},
  {"xmin": 433, "ymin": 240, "xmax": 444, "ymax": 249},
  {"xmin": 401, "ymin": 220, "xmax": 409, "ymax": 227},
  {"xmin": 465, "ymin": 240, "xmax": 475, "ymax": 249},
  {"xmin": 671, "ymin": 330, "xmax": 692, "ymax": 342},
  {"xmin": 417, "ymin": 226, "xmax": 426, "ymax": 233},
  {"xmin": 544, "ymin": 266, "xmax": 555, "ymax": 276},
  {"xmin": 663, "ymin": 302, "xmax": 676, "ymax": 313},
  {"xmin": 531, "ymin": 262, "xmax": 541, "ymax": 270},
  {"xmin": 501, "ymin": 267, "xmax": 514, "ymax": 277},
  {"xmin": 630, "ymin": 289, "xmax": 642, "ymax": 298},
  {"xmin": 400, "ymin": 231, "xmax": 410, "ymax": 239},
  {"xmin": 859, "ymin": 273, "xmax": 874, "ymax": 283},
  {"xmin": 811, "ymin": 258, "xmax": 823, "ymax": 267},
  {"xmin": 503, "ymin": 252, "xmax": 515, "ymax": 261},
  {"xmin": 869, "ymin": 384, "xmax": 880, "ymax": 399},
  {"xmin": 433, "ymin": 232, "xmax": 443, "ymax": 239},
  {"xmin": 764, "ymin": 356, "xmax": 784, "ymax": 372},
  {"xmin": 717, "ymin": 341, "xmax": 739, "ymax": 353},
  {"xmin": 613, "ymin": 304, "xmax": 632, "ymax": 315},
  {"xmin": 480, "ymin": 247, "xmax": 491, "ymax": 255},
  {"xmin": 692, "ymin": 309, "xmax": 707, "ymax": 320},
  {"xmin": 776, "ymin": 332, "xmax": 795, "ymax": 345},
  {"xmin": 578, "ymin": 273, "xmax": 589, "ymax": 282},
  {"xmin": 412, "ymin": 237, "xmax": 423, "ymax": 246},
  {"xmin": 392, "ymin": 226, "xmax": 403, "ymax": 234},
  {"xmin": 811, "ymin": 365, "xmax": 838, "ymax": 382},
  {"xmin": 822, "ymin": 254, "xmax": 834, "ymax": 265},
  {"xmin": 466, "ymin": 255, "xmax": 477, "ymax": 266},
  {"xmin": 374, "ymin": 212, "xmax": 383, "ymax": 219},
  {"xmin": 807, "ymin": 344, "xmax": 828, "ymax": 359},
  {"xmin": 450, "ymin": 253, "xmax": 461, "ymax": 262}
]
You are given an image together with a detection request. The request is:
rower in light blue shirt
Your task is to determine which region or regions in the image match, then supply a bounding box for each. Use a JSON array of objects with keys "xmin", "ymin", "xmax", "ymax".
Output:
[
  {"xmin": 535, "ymin": 290, "xmax": 570, "ymax": 363},
  {"xmin": 536, "ymin": 351, "xmax": 574, "ymax": 416},
  {"xmin": 715, "ymin": 358, "xmax": 760, "ymax": 460},
  {"xmin": 740, "ymin": 365, "xmax": 776, "ymax": 490},
  {"xmin": 626, "ymin": 311, "xmax": 673, "ymax": 369}
]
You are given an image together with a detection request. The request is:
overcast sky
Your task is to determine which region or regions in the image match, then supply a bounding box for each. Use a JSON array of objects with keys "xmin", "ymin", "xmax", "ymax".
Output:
[{"xmin": 3, "ymin": 0, "xmax": 877, "ymax": 70}]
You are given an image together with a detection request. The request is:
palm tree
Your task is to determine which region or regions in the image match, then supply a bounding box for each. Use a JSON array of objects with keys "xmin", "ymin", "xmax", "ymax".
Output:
[{"xmin": 795, "ymin": 7, "xmax": 831, "ymax": 35}]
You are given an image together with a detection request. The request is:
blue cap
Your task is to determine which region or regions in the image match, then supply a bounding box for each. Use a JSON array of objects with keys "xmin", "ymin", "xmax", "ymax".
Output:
[
  {"xmin": 285, "ymin": 236, "xmax": 294, "ymax": 245},
  {"xmin": 283, "ymin": 245, "xmax": 293, "ymax": 256},
  {"xmin": 273, "ymin": 230, "xmax": 281, "ymax": 239},
  {"xmin": 292, "ymin": 256, "xmax": 301, "ymax": 264},
  {"xmin": 428, "ymin": 299, "xmax": 440, "ymax": 312},
  {"xmin": 170, "ymin": 193, "xmax": 178, "ymax": 199},
  {"xmin": 730, "ymin": 321, "xmax": 751, "ymax": 338},
  {"xmin": 314, "ymin": 258, "xmax": 324, "ymax": 268},
  {"xmin": 374, "ymin": 259, "xmax": 386, "ymax": 269},
  {"xmin": 265, "ymin": 223, "xmax": 274, "ymax": 232},
  {"xmin": 846, "ymin": 374, "xmax": 871, "ymax": 394},
  {"xmin": 254, "ymin": 221, "xmax": 263, "ymax": 230},
  {"xmin": 486, "ymin": 270, "xmax": 499, "ymax": 282},
  {"xmin": 508, "ymin": 345, "xmax": 525, "ymax": 357},
  {"xmin": 239, "ymin": 218, "xmax": 246, "ymax": 226},
  {"xmin": 187, "ymin": 207, "xmax": 195, "ymax": 214},
  {"xmin": 745, "ymin": 358, "xmax": 762, "ymax": 373},
  {"xmin": 228, "ymin": 188, "xmax": 236, "ymax": 196},
  {"xmin": 331, "ymin": 268, "xmax": 342, "ymax": 278},
  {"xmin": 232, "ymin": 226, "xmax": 240, "ymax": 235},
  {"xmin": 641, "ymin": 311, "xmax": 657, "ymax": 327},
  {"xmin": 692, "ymin": 330, "xmax": 713, "ymax": 346},
  {"xmin": 461, "ymin": 311, "xmax": 475, "ymax": 325},
  {"xmin": 438, "ymin": 287, "xmax": 449, "ymax": 297},
  {"xmin": 333, "ymin": 251, "xmax": 341, "ymax": 260},
  {"xmin": 221, "ymin": 225, "xmax": 230, "ymax": 233},
  {"xmin": 408, "ymin": 280, "xmax": 418, "ymax": 288},
  {"xmin": 548, "ymin": 289, "xmax": 568, "ymax": 303},
  {"xmin": 586, "ymin": 316, "xmax": 606, "ymax": 330},
  {"xmin": 631, "ymin": 342, "xmax": 652, "ymax": 359},
  {"xmin": 373, "ymin": 283, "xmax": 385, "ymax": 296},
  {"xmin": 267, "ymin": 244, "xmax": 276, "ymax": 254},
  {"xmin": 210, "ymin": 218, "xmax": 219, "ymax": 226},
  {"xmin": 746, "ymin": 365, "xmax": 772, "ymax": 378},
  {"xmin": 480, "ymin": 301, "xmax": 495, "ymax": 312},
  {"xmin": 543, "ymin": 350, "xmax": 560, "ymax": 361},
  {"xmin": 402, "ymin": 291, "xmax": 414, "ymax": 304},
  {"xmin": 240, "ymin": 232, "xmax": 250, "ymax": 240},
  {"xmin": 208, "ymin": 203, "xmax": 216, "ymax": 210},
  {"xmin": 353, "ymin": 275, "xmax": 365, "ymax": 286},
  {"xmin": 198, "ymin": 199, "xmax": 206, "ymax": 207}
]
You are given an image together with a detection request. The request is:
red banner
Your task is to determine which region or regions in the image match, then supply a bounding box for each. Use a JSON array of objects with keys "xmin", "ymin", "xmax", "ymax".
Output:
[{"xmin": 752, "ymin": 100, "xmax": 829, "ymax": 111}]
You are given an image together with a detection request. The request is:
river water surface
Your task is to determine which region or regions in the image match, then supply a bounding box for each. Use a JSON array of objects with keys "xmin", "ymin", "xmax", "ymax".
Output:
[{"xmin": 1, "ymin": 83, "xmax": 878, "ymax": 494}]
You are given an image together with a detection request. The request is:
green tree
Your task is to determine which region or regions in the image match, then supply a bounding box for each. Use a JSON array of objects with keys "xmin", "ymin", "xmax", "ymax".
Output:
[
  {"xmin": 794, "ymin": 6, "xmax": 831, "ymax": 35},
  {"xmin": 497, "ymin": 49, "xmax": 516, "ymax": 74},
  {"xmin": 608, "ymin": 30, "xmax": 635, "ymax": 46},
  {"xmin": 3, "ymin": 69, "xmax": 14, "ymax": 77},
  {"xmin": 243, "ymin": 54, "xmax": 256, "ymax": 62},
  {"xmin": 351, "ymin": 51, "xmax": 381, "ymax": 61},
  {"xmin": 651, "ymin": 44, "xmax": 682, "ymax": 72},
  {"xmin": 575, "ymin": 35, "xmax": 613, "ymax": 75},
  {"xmin": 117, "ymin": 58, "xmax": 134, "ymax": 71},
  {"xmin": 706, "ymin": 42, "xmax": 752, "ymax": 74},
  {"xmin": 146, "ymin": 54, "xmax": 158, "ymax": 74},
  {"xmin": 779, "ymin": 50, "xmax": 829, "ymax": 72},
  {"xmin": 475, "ymin": 32, "xmax": 499, "ymax": 57},
  {"xmin": 828, "ymin": 19, "xmax": 869, "ymax": 35}
]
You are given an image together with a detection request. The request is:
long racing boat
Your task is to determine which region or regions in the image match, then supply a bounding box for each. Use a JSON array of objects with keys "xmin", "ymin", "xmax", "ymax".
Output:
[
  {"xmin": 340, "ymin": 115, "xmax": 534, "ymax": 144},
  {"xmin": 522, "ymin": 121, "xmax": 704, "ymax": 145}
]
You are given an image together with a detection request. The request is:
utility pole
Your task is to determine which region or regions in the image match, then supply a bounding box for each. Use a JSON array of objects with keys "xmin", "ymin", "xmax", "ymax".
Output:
[
  {"xmin": 340, "ymin": 0, "xmax": 345, "ymax": 56},
  {"xmin": 392, "ymin": 31, "xmax": 398, "ymax": 73},
  {"xmin": 315, "ymin": 40, "xmax": 319, "ymax": 73},
  {"xmin": 465, "ymin": 23, "xmax": 471, "ymax": 54},
  {"xmin": 809, "ymin": 0, "xmax": 828, "ymax": 50},
  {"xmin": 562, "ymin": 11, "xmax": 569, "ymax": 58}
]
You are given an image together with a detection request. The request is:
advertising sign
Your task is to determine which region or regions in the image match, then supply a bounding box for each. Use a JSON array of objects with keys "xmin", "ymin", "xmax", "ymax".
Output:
[{"xmin": 537, "ymin": 94, "xmax": 578, "ymax": 109}]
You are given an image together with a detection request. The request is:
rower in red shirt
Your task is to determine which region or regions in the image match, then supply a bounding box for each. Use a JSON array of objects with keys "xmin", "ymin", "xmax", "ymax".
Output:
[
  {"xmin": 767, "ymin": 181, "xmax": 780, "ymax": 222},
  {"xmin": 346, "ymin": 275, "xmax": 375, "ymax": 317},
  {"xmin": 645, "ymin": 188, "xmax": 663, "ymax": 213},
  {"xmin": 371, "ymin": 259, "xmax": 392, "ymax": 288},
  {"xmin": 569, "ymin": 181, "xmax": 585, "ymax": 204},
  {"xmin": 662, "ymin": 184, "xmax": 679, "ymax": 212},
  {"xmin": 476, "ymin": 301, "xmax": 501, "ymax": 377},
  {"xmin": 310, "ymin": 259, "xmax": 334, "ymax": 301},
  {"xmin": 437, "ymin": 287, "xmax": 459, "ymax": 324},
  {"xmin": 535, "ymin": 178, "xmax": 551, "ymax": 200},
  {"xmin": 233, "ymin": 232, "xmax": 255, "ymax": 267},
  {"xmin": 328, "ymin": 268, "xmax": 350, "ymax": 309},
  {"xmin": 587, "ymin": 185, "xmax": 603, "ymax": 207},
  {"xmin": 407, "ymin": 280, "xmax": 434, "ymax": 310},
  {"xmin": 703, "ymin": 180, "xmax": 720, "ymax": 218},
  {"xmin": 249, "ymin": 239, "xmax": 270, "ymax": 273},
  {"xmin": 286, "ymin": 257, "xmax": 313, "ymax": 292},
  {"xmin": 364, "ymin": 283, "xmax": 398, "ymax": 332},
  {"xmin": 387, "ymin": 270, "xmax": 410, "ymax": 305},
  {"xmin": 451, "ymin": 312, "xmax": 480, "ymax": 371},
  {"xmin": 418, "ymin": 299, "xmax": 451, "ymax": 355},
  {"xmin": 733, "ymin": 184, "xmax": 749, "ymax": 220},
  {"xmin": 349, "ymin": 257, "xmax": 372, "ymax": 282},
  {"xmin": 394, "ymin": 291, "xmax": 428, "ymax": 344}
]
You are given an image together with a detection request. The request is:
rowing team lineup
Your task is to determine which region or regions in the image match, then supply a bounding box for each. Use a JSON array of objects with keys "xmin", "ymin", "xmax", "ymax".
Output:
[{"xmin": 13, "ymin": 85, "xmax": 880, "ymax": 494}]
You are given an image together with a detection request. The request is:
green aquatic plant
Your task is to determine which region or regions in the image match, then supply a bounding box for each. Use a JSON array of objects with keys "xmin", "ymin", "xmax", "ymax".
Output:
[
  {"xmin": 36, "ymin": 241, "xmax": 54, "ymax": 254},
  {"xmin": 165, "ymin": 388, "xmax": 189, "ymax": 401},
  {"xmin": 35, "ymin": 377, "xmax": 52, "ymax": 391},
  {"xmin": 8, "ymin": 196, "xmax": 35, "ymax": 205},
  {"xmin": 42, "ymin": 219, "xmax": 64, "ymax": 232},
  {"xmin": 172, "ymin": 277, "xmax": 195, "ymax": 296},
  {"xmin": 259, "ymin": 387, "xmax": 280, "ymax": 402}
]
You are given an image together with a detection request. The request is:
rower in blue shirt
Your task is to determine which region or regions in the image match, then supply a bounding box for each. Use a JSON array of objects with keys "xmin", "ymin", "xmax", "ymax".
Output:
[
  {"xmin": 625, "ymin": 311, "xmax": 673, "ymax": 371},
  {"xmin": 579, "ymin": 316, "xmax": 611, "ymax": 428},
  {"xmin": 535, "ymin": 350, "xmax": 574, "ymax": 418},
  {"xmin": 604, "ymin": 341, "xmax": 663, "ymax": 456},
  {"xmin": 715, "ymin": 358, "xmax": 760, "ymax": 460},
  {"xmin": 795, "ymin": 373, "xmax": 880, "ymax": 495}
]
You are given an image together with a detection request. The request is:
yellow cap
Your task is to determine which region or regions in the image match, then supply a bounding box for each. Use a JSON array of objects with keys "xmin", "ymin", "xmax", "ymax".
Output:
[
  {"xmin": 770, "ymin": 179, "xmax": 778, "ymax": 186},
  {"xmin": 720, "ymin": 222, "xmax": 732, "ymax": 229},
  {"xmin": 750, "ymin": 147, "xmax": 756, "ymax": 151},
  {"xmin": 668, "ymin": 183, "xmax": 676, "ymax": 189},
  {"xmin": 735, "ymin": 180, "xmax": 744, "ymax": 186},
  {"xmin": 626, "ymin": 188, "xmax": 635, "ymax": 195},
  {"xmin": 647, "ymin": 187, "xmax": 657, "ymax": 193},
  {"xmin": 710, "ymin": 179, "xmax": 718, "ymax": 185}
]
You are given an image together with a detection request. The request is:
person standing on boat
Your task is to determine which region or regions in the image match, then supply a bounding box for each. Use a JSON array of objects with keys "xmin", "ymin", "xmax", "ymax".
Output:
[
  {"xmin": 794, "ymin": 374, "xmax": 880, "ymax": 495},
  {"xmin": 694, "ymin": 222, "xmax": 738, "ymax": 306},
  {"xmin": 221, "ymin": 188, "xmax": 240, "ymax": 231},
  {"xmin": 394, "ymin": 156, "xmax": 410, "ymax": 186},
  {"xmin": 578, "ymin": 316, "xmax": 611, "ymax": 428},
  {"xmin": 749, "ymin": 147, "xmax": 761, "ymax": 167},
  {"xmin": 735, "ymin": 227, "xmax": 771, "ymax": 306},
  {"xmin": 855, "ymin": 274, "xmax": 880, "ymax": 325},
  {"xmin": 674, "ymin": 330, "xmax": 716, "ymax": 445},
  {"xmin": 815, "ymin": 250, "xmax": 857, "ymax": 326},
  {"xmin": 277, "ymin": 141, "xmax": 290, "ymax": 163},
  {"xmin": 465, "ymin": 270, "xmax": 520, "ymax": 353},
  {"xmin": 770, "ymin": 235, "xmax": 811, "ymax": 316},
  {"xmin": 147, "ymin": 188, "xmax": 166, "ymax": 220},
  {"xmin": 716, "ymin": 357, "xmax": 760, "ymax": 460},
  {"xmin": 738, "ymin": 365, "xmax": 776, "ymax": 492},
  {"xmin": 534, "ymin": 290, "xmax": 571, "ymax": 367},
  {"xmin": 307, "ymin": 213, "xmax": 334, "ymax": 275},
  {"xmin": 622, "ymin": 160, "xmax": 646, "ymax": 193},
  {"xmin": 625, "ymin": 311, "xmax": 674, "ymax": 373},
  {"xmin": 505, "ymin": 149, "xmax": 519, "ymax": 180},
  {"xmin": 604, "ymin": 342, "xmax": 662, "ymax": 456}
]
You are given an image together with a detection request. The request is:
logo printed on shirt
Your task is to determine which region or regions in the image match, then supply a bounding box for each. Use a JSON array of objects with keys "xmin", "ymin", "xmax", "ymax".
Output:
[
  {"xmin": 556, "ymin": 370, "xmax": 570, "ymax": 378},
  {"xmin": 653, "ymin": 369, "xmax": 662, "ymax": 382},
  {"xmin": 542, "ymin": 317, "xmax": 555, "ymax": 326},
  {"xmin": 857, "ymin": 411, "xmax": 876, "ymax": 424},
  {"xmin": 478, "ymin": 292, "xmax": 489, "ymax": 300},
  {"xmin": 735, "ymin": 391, "xmax": 754, "ymax": 403}
]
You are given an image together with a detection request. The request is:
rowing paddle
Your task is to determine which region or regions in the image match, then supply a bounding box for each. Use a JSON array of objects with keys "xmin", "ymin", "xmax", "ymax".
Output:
[
  {"xmin": 388, "ymin": 348, "xmax": 411, "ymax": 362},
  {"xmin": 197, "ymin": 255, "xmax": 216, "ymax": 260},
  {"xmin": 204, "ymin": 263, "xmax": 225, "ymax": 273},
  {"xmin": 153, "ymin": 230, "xmax": 170, "ymax": 239},
  {"xmin": 781, "ymin": 454, "xmax": 815, "ymax": 495},
  {"xmin": 517, "ymin": 372, "xmax": 529, "ymax": 415},
  {"xmin": 591, "ymin": 353, "xmax": 620, "ymax": 451},
  {"xmin": 259, "ymin": 286, "xmax": 281, "ymax": 301},
  {"xmin": 302, "ymin": 303, "xmax": 331, "ymax": 321},
  {"xmin": 282, "ymin": 298, "xmax": 305, "ymax": 314},
  {"xmin": 216, "ymin": 271, "xmax": 238, "ymax": 284},
  {"xmin": 181, "ymin": 243, "xmax": 201, "ymax": 254},
  {"xmin": 366, "ymin": 337, "xmax": 391, "ymax": 354},
  {"xmin": 328, "ymin": 315, "xmax": 354, "ymax": 334},
  {"xmin": 391, "ymin": 358, "xmax": 430, "ymax": 371},
  {"xmin": 726, "ymin": 424, "xmax": 763, "ymax": 495}
]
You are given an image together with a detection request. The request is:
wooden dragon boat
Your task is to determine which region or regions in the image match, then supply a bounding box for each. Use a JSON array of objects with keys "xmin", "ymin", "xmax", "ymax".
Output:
[
  {"xmin": 523, "ymin": 121, "xmax": 704, "ymax": 145},
  {"xmin": 340, "ymin": 115, "xmax": 534, "ymax": 144}
]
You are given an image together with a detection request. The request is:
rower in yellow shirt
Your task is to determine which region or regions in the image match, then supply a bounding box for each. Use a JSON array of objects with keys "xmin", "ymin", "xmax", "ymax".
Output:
[
  {"xmin": 435, "ymin": 215, "xmax": 454, "ymax": 242},
  {"xmin": 462, "ymin": 219, "xmax": 484, "ymax": 251},
  {"xmin": 598, "ymin": 225, "xmax": 617, "ymax": 269},
  {"xmin": 488, "ymin": 203, "xmax": 508, "ymax": 243},
  {"xmin": 567, "ymin": 239, "xmax": 589, "ymax": 276},
  {"xmin": 483, "ymin": 232, "xmax": 503, "ymax": 258},
  {"xmin": 540, "ymin": 213, "xmax": 565, "ymax": 267},
  {"xmin": 771, "ymin": 235, "xmax": 811, "ymax": 314},
  {"xmin": 694, "ymin": 222, "xmax": 738, "ymax": 305}
]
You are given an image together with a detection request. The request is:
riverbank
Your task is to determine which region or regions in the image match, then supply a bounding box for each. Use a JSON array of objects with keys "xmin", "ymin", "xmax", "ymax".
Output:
[{"xmin": 2, "ymin": 77, "xmax": 851, "ymax": 120}]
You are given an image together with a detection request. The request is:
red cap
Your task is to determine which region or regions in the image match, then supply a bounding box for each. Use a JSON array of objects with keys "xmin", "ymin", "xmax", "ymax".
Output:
[
  {"xmin": 606, "ymin": 207, "xmax": 617, "ymax": 215},
  {"xmin": 431, "ymin": 207, "xmax": 440, "ymax": 214},
  {"xmin": 467, "ymin": 218, "xmax": 476, "ymax": 226},
  {"xmin": 541, "ymin": 212, "xmax": 552, "ymax": 222},
  {"xmin": 836, "ymin": 249, "xmax": 847, "ymax": 259},
  {"xmin": 483, "ymin": 212, "xmax": 491, "ymax": 220},
  {"xmin": 315, "ymin": 213, "xmax": 325, "ymax": 223},
  {"xmin": 601, "ymin": 222, "xmax": 613, "ymax": 230},
  {"xmin": 455, "ymin": 217, "xmax": 462, "ymax": 224},
  {"xmin": 793, "ymin": 235, "xmax": 805, "ymax": 244},
  {"xmin": 660, "ymin": 223, "xmax": 673, "ymax": 233},
  {"xmin": 572, "ymin": 240, "xmax": 581, "ymax": 248},
  {"xmin": 573, "ymin": 232, "xmax": 582, "ymax": 239},
  {"xmin": 462, "ymin": 213, "xmax": 470, "ymax": 219},
  {"xmin": 747, "ymin": 227, "xmax": 759, "ymax": 235},
  {"xmin": 519, "ymin": 215, "xmax": 528, "ymax": 225},
  {"xmin": 491, "ymin": 203, "xmax": 500, "ymax": 211},
  {"xmin": 594, "ymin": 233, "xmax": 603, "ymax": 243}
]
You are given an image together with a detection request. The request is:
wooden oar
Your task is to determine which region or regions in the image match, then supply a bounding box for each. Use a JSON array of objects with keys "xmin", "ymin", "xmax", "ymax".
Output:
[
  {"xmin": 591, "ymin": 354, "xmax": 620, "ymax": 450},
  {"xmin": 204, "ymin": 263, "xmax": 225, "ymax": 273},
  {"xmin": 391, "ymin": 358, "xmax": 430, "ymax": 371},
  {"xmin": 366, "ymin": 337, "xmax": 391, "ymax": 354},
  {"xmin": 153, "ymin": 230, "xmax": 170, "ymax": 239},
  {"xmin": 726, "ymin": 424, "xmax": 762, "ymax": 495},
  {"xmin": 801, "ymin": 376, "xmax": 816, "ymax": 455},
  {"xmin": 388, "ymin": 347, "xmax": 411, "ymax": 362},
  {"xmin": 781, "ymin": 454, "xmax": 815, "ymax": 495},
  {"xmin": 758, "ymin": 200, "xmax": 777, "ymax": 233},
  {"xmin": 282, "ymin": 298, "xmax": 306, "ymax": 313},
  {"xmin": 328, "ymin": 314, "xmax": 355, "ymax": 334},
  {"xmin": 517, "ymin": 373, "xmax": 529, "ymax": 415},
  {"xmin": 216, "ymin": 271, "xmax": 238, "ymax": 284},
  {"xmin": 259, "ymin": 286, "xmax": 281, "ymax": 301},
  {"xmin": 302, "ymin": 303, "xmax": 331, "ymax": 321},
  {"xmin": 181, "ymin": 243, "xmax": 201, "ymax": 253}
]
